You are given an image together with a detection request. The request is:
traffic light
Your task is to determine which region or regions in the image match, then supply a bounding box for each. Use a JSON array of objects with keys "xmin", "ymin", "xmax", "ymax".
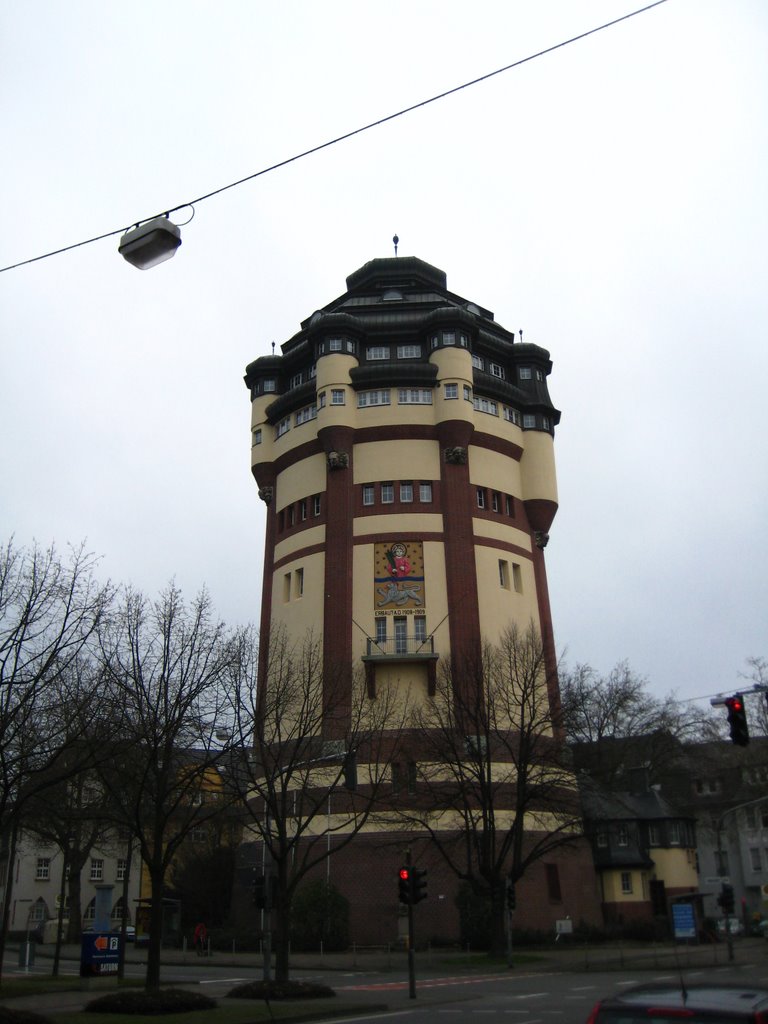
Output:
[
  {"xmin": 253, "ymin": 874, "xmax": 266, "ymax": 908},
  {"xmin": 412, "ymin": 868, "xmax": 428, "ymax": 904},
  {"xmin": 725, "ymin": 694, "xmax": 749, "ymax": 746},
  {"xmin": 506, "ymin": 880, "xmax": 516, "ymax": 912},
  {"xmin": 718, "ymin": 883, "xmax": 735, "ymax": 915},
  {"xmin": 398, "ymin": 866, "xmax": 412, "ymax": 905}
]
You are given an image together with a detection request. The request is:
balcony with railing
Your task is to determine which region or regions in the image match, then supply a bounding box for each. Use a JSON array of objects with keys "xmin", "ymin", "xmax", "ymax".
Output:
[{"xmin": 362, "ymin": 633, "xmax": 438, "ymax": 698}]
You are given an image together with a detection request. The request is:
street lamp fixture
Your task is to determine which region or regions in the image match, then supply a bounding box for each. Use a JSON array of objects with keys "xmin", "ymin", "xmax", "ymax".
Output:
[{"xmin": 118, "ymin": 216, "xmax": 181, "ymax": 270}]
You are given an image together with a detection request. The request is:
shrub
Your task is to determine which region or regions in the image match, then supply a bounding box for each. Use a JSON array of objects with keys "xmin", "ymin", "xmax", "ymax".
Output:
[
  {"xmin": 228, "ymin": 980, "xmax": 335, "ymax": 1000},
  {"xmin": 0, "ymin": 1010, "xmax": 55, "ymax": 1024},
  {"xmin": 289, "ymin": 880, "xmax": 349, "ymax": 952},
  {"xmin": 84, "ymin": 988, "xmax": 216, "ymax": 1014}
]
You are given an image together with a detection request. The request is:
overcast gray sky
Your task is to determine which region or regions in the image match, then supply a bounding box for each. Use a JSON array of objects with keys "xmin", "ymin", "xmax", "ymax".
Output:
[{"xmin": 1, "ymin": 1, "xmax": 766, "ymax": 709}]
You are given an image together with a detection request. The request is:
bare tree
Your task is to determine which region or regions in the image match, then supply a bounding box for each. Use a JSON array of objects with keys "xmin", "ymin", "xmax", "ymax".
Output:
[
  {"xmin": 0, "ymin": 539, "xmax": 112, "ymax": 979},
  {"xmin": 560, "ymin": 660, "xmax": 717, "ymax": 784},
  {"xmin": 401, "ymin": 623, "xmax": 582, "ymax": 955},
  {"xmin": 739, "ymin": 656, "xmax": 768, "ymax": 736},
  {"xmin": 96, "ymin": 583, "xmax": 237, "ymax": 990},
  {"xmin": 225, "ymin": 624, "xmax": 404, "ymax": 982}
]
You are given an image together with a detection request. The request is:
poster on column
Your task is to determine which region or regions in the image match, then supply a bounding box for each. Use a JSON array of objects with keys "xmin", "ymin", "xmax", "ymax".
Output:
[{"xmin": 373, "ymin": 541, "xmax": 426, "ymax": 613}]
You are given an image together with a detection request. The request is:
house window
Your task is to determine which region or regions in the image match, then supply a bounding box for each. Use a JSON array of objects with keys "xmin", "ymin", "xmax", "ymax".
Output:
[
  {"xmin": 471, "ymin": 353, "xmax": 484, "ymax": 369},
  {"xmin": 545, "ymin": 864, "xmax": 562, "ymax": 902},
  {"xmin": 512, "ymin": 563, "xmax": 523, "ymax": 594},
  {"xmin": 476, "ymin": 488, "xmax": 486, "ymax": 509},
  {"xmin": 505, "ymin": 495, "xmax": 514, "ymax": 516},
  {"xmin": 400, "ymin": 482, "xmax": 413, "ymax": 503},
  {"xmin": 375, "ymin": 618, "xmax": 387, "ymax": 644},
  {"xmin": 617, "ymin": 825, "xmax": 629, "ymax": 847},
  {"xmin": 283, "ymin": 573, "xmax": 291, "ymax": 602},
  {"xmin": 473, "ymin": 396, "xmax": 498, "ymax": 415},
  {"xmin": 542, "ymin": 416, "xmax": 551, "ymax": 430},
  {"xmin": 407, "ymin": 762, "xmax": 418, "ymax": 795},
  {"xmin": 499, "ymin": 560, "xmax": 510, "ymax": 589},
  {"xmin": 749, "ymin": 847, "xmax": 761, "ymax": 871},
  {"xmin": 358, "ymin": 389, "xmax": 390, "ymax": 407},
  {"xmin": 536, "ymin": 369, "xmax": 544, "ymax": 381},
  {"xmin": 504, "ymin": 407, "xmax": 522, "ymax": 426},
  {"xmin": 444, "ymin": 383, "xmax": 458, "ymax": 399},
  {"xmin": 464, "ymin": 385, "xmax": 472, "ymax": 401},
  {"xmin": 331, "ymin": 389, "xmax": 345, "ymax": 405},
  {"xmin": 295, "ymin": 404, "xmax": 317, "ymax": 425},
  {"xmin": 289, "ymin": 373, "xmax": 302, "ymax": 389},
  {"xmin": 36, "ymin": 858, "xmax": 50, "ymax": 881},
  {"xmin": 263, "ymin": 379, "xmax": 276, "ymax": 392},
  {"xmin": 366, "ymin": 346, "xmax": 390, "ymax": 360},
  {"xmin": 362, "ymin": 484, "xmax": 375, "ymax": 506},
  {"xmin": 491, "ymin": 491, "xmax": 500, "ymax": 513},
  {"xmin": 90, "ymin": 859, "xmax": 104, "ymax": 882},
  {"xmin": 519, "ymin": 367, "xmax": 532, "ymax": 381},
  {"xmin": 523, "ymin": 414, "xmax": 536, "ymax": 428},
  {"xmin": 295, "ymin": 568, "xmax": 304, "ymax": 597},
  {"xmin": 489, "ymin": 362, "xmax": 505, "ymax": 379},
  {"xmin": 381, "ymin": 483, "xmax": 394, "ymax": 504},
  {"xmin": 648, "ymin": 824, "xmax": 660, "ymax": 846},
  {"xmin": 621, "ymin": 872, "xmax": 633, "ymax": 895},
  {"xmin": 414, "ymin": 616, "xmax": 426, "ymax": 642},
  {"xmin": 299, "ymin": 499, "xmax": 307, "ymax": 521},
  {"xmin": 116, "ymin": 859, "xmax": 128, "ymax": 882},
  {"xmin": 394, "ymin": 617, "xmax": 408, "ymax": 655},
  {"xmin": 252, "ymin": 428, "xmax": 262, "ymax": 446},
  {"xmin": 328, "ymin": 337, "xmax": 343, "ymax": 351},
  {"xmin": 398, "ymin": 388, "xmax": 432, "ymax": 404},
  {"xmin": 397, "ymin": 344, "xmax": 421, "ymax": 358},
  {"xmin": 442, "ymin": 331, "xmax": 456, "ymax": 345},
  {"xmin": 313, "ymin": 495, "xmax": 321, "ymax": 517},
  {"xmin": 276, "ymin": 416, "xmax": 290, "ymax": 437},
  {"xmin": 596, "ymin": 831, "xmax": 608, "ymax": 848},
  {"xmin": 318, "ymin": 392, "xmax": 326, "ymax": 408},
  {"xmin": 668, "ymin": 822, "xmax": 681, "ymax": 845},
  {"xmin": 287, "ymin": 505, "xmax": 295, "ymax": 527},
  {"xmin": 419, "ymin": 482, "xmax": 432, "ymax": 503}
]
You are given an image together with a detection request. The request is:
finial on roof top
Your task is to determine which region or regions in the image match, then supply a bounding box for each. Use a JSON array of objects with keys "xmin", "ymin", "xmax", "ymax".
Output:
[
  {"xmin": 393, "ymin": 234, "xmax": 399, "ymax": 257},
  {"xmin": 519, "ymin": 329, "xmax": 523, "ymax": 342},
  {"xmin": 271, "ymin": 341, "xmax": 275, "ymax": 354}
]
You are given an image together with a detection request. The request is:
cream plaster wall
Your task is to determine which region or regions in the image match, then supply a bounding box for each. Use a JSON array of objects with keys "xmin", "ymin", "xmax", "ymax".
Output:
[
  {"xmin": 519, "ymin": 432, "xmax": 558, "ymax": 503},
  {"xmin": 276, "ymin": 454, "xmax": 327, "ymax": 510},
  {"xmin": 469, "ymin": 446, "xmax": 522, "ymax": 494},
  {"xmin": 274, "ymin": 524, "xmax": 325, "ymax": 564},
  {"xmin": 270, "ymin": 551, "xmax": 325, "ymax": 635},
  {"xmin": 472, "ymin": 518, "xmax": 532, "ymax": 550},
  {"xmin": 474, "ymin": 542, "xmax": 540, "ymax": 645},
  {"xmin": 354, "ymin": 513, "xmax": 444, "ymax": 537},
  {"xmin": 352, "ymin": 439, "xmax": 440, "ymax": 484},
  {"xmin": 652, "ymin": 850, "xmax": 699, "ymax": 888}
]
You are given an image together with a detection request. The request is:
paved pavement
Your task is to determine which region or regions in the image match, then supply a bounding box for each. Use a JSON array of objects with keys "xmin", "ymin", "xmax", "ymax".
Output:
[{"xmin": 0, "ymin": 937, "xmax": 765, "ymax": 1017}]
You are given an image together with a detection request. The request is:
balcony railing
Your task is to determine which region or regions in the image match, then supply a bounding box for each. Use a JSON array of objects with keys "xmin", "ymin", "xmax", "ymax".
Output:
[{"xmin": 365, "ymin": 635, "xmax": 435, "ymax": 657}]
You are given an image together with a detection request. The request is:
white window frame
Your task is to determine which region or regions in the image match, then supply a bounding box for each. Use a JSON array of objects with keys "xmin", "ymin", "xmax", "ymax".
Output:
[
  {"xmin": 263, "ymin": 379, "xmax": 276, "ymax": 392},
  {"xmin": 442, "ymin": 331, "xmax": 456, "ymax": 345},
  {"xmin": 519, "ymin": 367, "xmax": 532, "ymax": 381},
  {"xmin": 489, "ymin": 362, "xmax": 505, "ymax": 379},
  {"xmin": 473, "ymin": 396, "xmax": 498, "ymax": 416},
  {"xmin": 362, "ymin": 484, "xmax": 375, "ymax": 506},
  {"xmin": 398, "ymin": 388, "xmax": 432, "ymax": 405},
  {"xmin": 295, "ymin": 404, "xmax": 317, "ymax": 426},
  {"xmin": 397, "ymin": 344, "xmax": 421, "ymax": 359},
  {"xmin": 419, "ymin": 482, "xmax": 432, "ymax": 503},
  {"xmin": 331, "ymin": 389, "xmax": 345, "ymax": 405},
  {"xmin": 381, "ymin": 483, "xmax": 394, "ymax": 504},
  {"xmin": 358, "ymin": 390, "xmax": 391, "ymax": 408},
  {"xmin": 289, "ymin": 373, "xmax": 302, "ymax": 389},
  {"xmin": 36, "ymin": 857, "xmax": 50, "ymax": 881},
  {"xmin": 90, "ymin": 858, "xmax": 104, "ymax": 882},
  {"xmin": 621, "ymin": 872, "xmax": 633, "ymax": 895},
  {"xmin": 617, "ymin": 825, "xmax": 629, "ymax": 847},
  {"xmin": 471, "ymin": 353, "xmax": 484, "ymax": 369},
  {"xmin": 328, "ymin": 338, "xmax": 343, "ymax": 352},
  {"xmin": 400, "ymin": 482, "xmax": 413, "ymax": 503},
  {"xmin": 251, "ymin": 427, "xmax": 262, "ymax": 446},
  {"xmin": 365, "ymin": 346, "xmax": 390, "ymax": 361},
  {"xmin": 375, "ymin": 618, "xmax": 387, "ymax": 643},
  {"xmin": 276, "ymin": 416, "xmax": 290, "ymax": 437},
  {"xmin": 523, "ymin": 414, "xmax": 536, "ymax": 428},
  {"xmin": 444, "ymin": 383, "xmax": 458, "ymax": 400},
  {"xmin": 116, "ymin": 859, "xmax": 127, "ymax": 882},
  {"xmin": 476, "ymin": 488, "xmax": 486, "ymax": 509}
]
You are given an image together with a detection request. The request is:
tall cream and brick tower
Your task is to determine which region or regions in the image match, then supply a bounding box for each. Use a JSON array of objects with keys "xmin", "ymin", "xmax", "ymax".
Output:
[{"xmin": 244, "ymin": 255, "xmax": 561, "ymax": 729}]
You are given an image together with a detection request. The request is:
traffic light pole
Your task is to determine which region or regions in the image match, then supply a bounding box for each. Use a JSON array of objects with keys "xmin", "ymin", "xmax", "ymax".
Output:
[{"xmin": 407, "ymin": 898, "xmax": 416, "ymax": 1000}]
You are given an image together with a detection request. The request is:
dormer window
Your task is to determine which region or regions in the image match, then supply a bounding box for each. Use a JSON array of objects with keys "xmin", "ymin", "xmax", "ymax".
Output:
[
  {"xmin": 382, "ymin": 289, "xmax": 403, "ymax": 301},
  {"xmin": 263, "ymin": 379, "xmax": 276, "ymax": 393},
  {"xmin": 328, "ymin": 338, "xmax": 343, "ymax": 351}
]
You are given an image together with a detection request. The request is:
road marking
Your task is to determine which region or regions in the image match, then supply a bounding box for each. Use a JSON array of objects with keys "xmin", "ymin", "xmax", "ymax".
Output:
[{"xmin": 570, "ymin": 985, "xmax": 596, "ymax": 991}]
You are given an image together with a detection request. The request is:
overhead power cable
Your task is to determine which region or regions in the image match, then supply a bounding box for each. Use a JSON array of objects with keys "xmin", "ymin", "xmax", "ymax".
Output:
[{"xmin": 0, "ymin": 0, "xmax": 669, "ymax": 274}]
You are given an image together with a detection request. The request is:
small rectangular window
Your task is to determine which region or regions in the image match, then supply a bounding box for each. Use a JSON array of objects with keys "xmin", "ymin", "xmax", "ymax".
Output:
[
  {"xmin": 621, "ymin": 871, "xmax": 633, "ymax": 895},
  {"xmin": 444, "ymin": 383, "xmax": 458, "ymax": 399},
  {"xmin": 473, "ymin": 396, "xmax": 498, "ymax": 415},
  {"xmin": 618, "ymin": 825, "xmax": 629, "ymax": 847},
  {"xmin": 287, "ymin": 505, "xmax": 295, "ymax": 527},
  {"xmin": 400, "ymin": 482, "xmax": 413, "ymax": 502},
  {"xmin": 414, "ymin": 616, "xmax": 426, "ymax": 641},
  {"xmin": 419, "ymin": 482, "xmax": 432, "ymax": 503},
  {"xmin": 498, "ymin": 560, "xmax": 509, "ymax": 589},
  {"xmin": 331, "ymin": 389, "xmax": 345, "ymax": 405},
  {"xmin": 299, "ymin": 499, "xmax": 307, "ymax": 521},
  {"xmin": 263, "ymin": 379, "xmax": 276, "ymax": 392},
  {"xmin": 328, "ymin": 338, "xmax": 343, "ymax": 351},
  {"xmin": 381, "ymin": 483, "xmax": 394, "ymax": 504},
  {"xmin": 512, "ymin": 563, "xmax": 523, "ymax": 594},
  {"xmin": 375, "ymin": 618, "xmax": 387, "ymax": 643},
  {"xmin": 471, "ymin": 353, "xmax": 483, "ymax": 369},
  {"xmin": 358, "ymin": 389, "xmax": 391, "ymax": 407},
  {"xmin": 505, "ymin": 495, "xmax": 514, "ymax": 516},
  {"xmin": 276, "ymin": 416, "xmax": 290, "ymax": 437},
  {"xmin": 489, "ymin": 362, "xmax": 505, "ymax": 379},
  {"xmin": 596, "ymin": 831, "xmax": 608, "ymax": 848},
  {"xmin": 90, "ymin": 858, "xmax": 104, "ymax": 882},
  {"xmin": 463, "ymin": 384, "xmax": 472, "ymax": 401},
  {"xmin": 476, "ymin": 488, "xmax": 486, "ymax": 509},
  {"xmin": 36, "ymin": 857, "xmax": 50, "ymax": 880},
  {"xmin": 365, "ymin": 346, "xmax": 390, "ymax": 360},
  {"xmin": 313, "ymin": 495, "xmax": 321, "ymax": 516},
  {"xmin": 295, "ymin": 404, "xmax": 318, "ymax": 425},
  {"xmin": 397, "ymin": 345, "xmax": 421, "ymax": 359},
  {"xmin": 318, "ymin": 392, "xmax": 327, "ymax": 408},
  {"xmin": 491, "ymin": 491, "xmax": 500, "ymax": 513},
  {"xmin": 536, "ymin": 369, "xmax": 544, "ymax": 381},
  {"xmin": 283, "ymin": 573, "xmax": 291, "ymax": 602},
  {"xmin": 362, "ymin": 484, "xmax": 375, "ymax": 506},
  {"xmin": 116, "ymin": 859, "xmax": 127, "ymax": 882},
  {"xmin": 749, "ymin": 847, "xmax": 761, "ymax": 871},
  {"xmin": 442, "ymin": 331, "xmax": 456, "ymax": 346},
  {"xmin": 519, "ymin": 367, "xmax": 532, "ymax": 381},
  {"xmin": 398, "ymin": 388, "xmax": 432, "ymax": 404},
  {"xmin": 523, "ymin": 414, "xmax": 536, "ymax": 428},
  {"xmin": 295, "ymin": 568, "xmax": 304, "ymax": 597},
  {"xmin": 252, "ymin": 428, "xmax": 262, "ymax": 446},
  {"xmin": 668, "ymin": 822, "xmax": 681, "ymax": 845},
  {"xmin": 289, "ymin": 373, "xmax": 302, "ymax": 389}
]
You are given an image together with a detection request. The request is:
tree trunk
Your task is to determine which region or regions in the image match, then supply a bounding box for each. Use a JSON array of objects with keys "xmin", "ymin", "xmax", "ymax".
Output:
[{"xmin": 145, "ymin": 865, "xmax": 165, "ymax": 990}]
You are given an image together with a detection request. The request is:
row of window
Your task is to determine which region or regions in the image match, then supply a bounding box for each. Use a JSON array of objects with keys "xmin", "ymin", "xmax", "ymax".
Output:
[
  {"xmin": 596, "ymin": 821, "xmax": 693, "ymax": 848},
  {"xmin": 477, "ymin": 488, "xmax": 516, "ymax": 516},
  {"xmin": 36, "ymin": 856, "xmax": 128, "ymax": 882},
  {"xmin": 277, "ymin": 495, "xmax": 322, "ymax": 531},
  {"xmin": 252, "ymin": 349, "xmax": 545, "ymax": 398},
  {"xmin": 253, "ymin": 390, "xmax": 549, "ymax": 446},
  {"xmin": 363, "ymin": 481, "xmax": 433, "ymax": 506}
]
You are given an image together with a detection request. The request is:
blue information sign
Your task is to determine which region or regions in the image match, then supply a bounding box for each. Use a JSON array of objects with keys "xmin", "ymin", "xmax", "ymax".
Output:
[
  {"xmin": 80, "ymin": 932, "xmax": 121, "ymax": 976},
  {"xmin": 672, "ymin": 903, "xmax": 696, "ymax": 940}
]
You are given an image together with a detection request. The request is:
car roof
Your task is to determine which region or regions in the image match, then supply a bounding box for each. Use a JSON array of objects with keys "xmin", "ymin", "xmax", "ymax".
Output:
[{"xmin": 598, "ymin": 983, "xmax": 768, "ymax": 1015}]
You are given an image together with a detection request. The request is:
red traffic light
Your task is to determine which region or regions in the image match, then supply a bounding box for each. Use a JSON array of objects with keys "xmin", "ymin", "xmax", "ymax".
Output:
[
  {"xmin": 399, "ymin": 868, "xmax": 410, "ymax": 881},
  {"xmin": 726, "ymin": 697, "xmax": 743, "ymax": 712}
]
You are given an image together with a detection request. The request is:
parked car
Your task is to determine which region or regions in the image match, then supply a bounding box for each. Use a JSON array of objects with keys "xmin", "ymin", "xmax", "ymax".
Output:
[
  {"xmin": 586, "ymin": 983, "xmax": 768, "ymax": 1024},
  {"xmin": 716, "ymin": 917, "xmax": 744, "ymax": 936}
]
